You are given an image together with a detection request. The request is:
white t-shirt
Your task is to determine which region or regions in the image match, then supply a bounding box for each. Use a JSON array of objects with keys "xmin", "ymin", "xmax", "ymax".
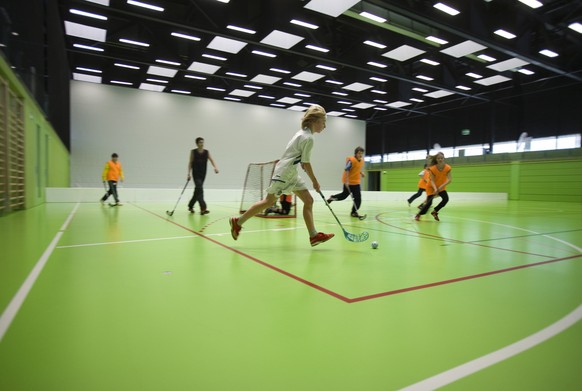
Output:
[{"xmin": 272, "ymin": 128, "xmax": 314, "ymax": 183}]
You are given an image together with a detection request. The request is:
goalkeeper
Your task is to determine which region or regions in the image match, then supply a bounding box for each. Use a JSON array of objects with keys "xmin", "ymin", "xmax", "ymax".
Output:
[{"xmin": 229, "ymin": 104, "xmax": 335, "ymax": 247}]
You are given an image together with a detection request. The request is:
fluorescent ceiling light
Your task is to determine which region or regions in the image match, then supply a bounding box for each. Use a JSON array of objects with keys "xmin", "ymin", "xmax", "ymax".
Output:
[
  {"xmin": 494, "ymin": 29, "xmax": 516, "ymax": 39},
  {"xmin": 65, "ymin": 21, "xmax": 106, "ymax": 42},
  {"xmin": 343, "ymin": 82, "xmax": 373, "ymax": 92},
  {"xmin": 271, "ymin": 103, "xmax": 285, "ymax": 108},
  {"xmin": 146, "ymin": 78, "xmax": 168, "ymax": 84},
  {"xmin": 416, "ymin": 74, "xmax": 434, "ymax": 81},
  {"xmin": 227, "ymin": 25, "xmax": 256, "ymax": 34},
  {"xmin": 115, "ymin": 63, "xmax": 139, "ymax": 69},
  {"xmin": 383, "ymin": 45, "xmax": 425, "ymax": 61},
  {"xmin": 370, "ymin": 76, "xmax": 387, "ymax": 82},
  {"xmin": 70, "ymin": 9, "xmax": 107, "ymax": 20},
  {"xmin": 288, "ymin": 106, "xmax": 308, "ymax": 111},
  {"xmin": 539, "ymin": 49, "xmax": 558, "ymax": 57},
  {"xmin": 147, "ymin": 66, "xmax": 178, "ymax": 78},
  {"xmin": 352, "ymin": 103, "xmax": 376, "ymax": 109},
  {"xmin": 278, "ymin": 97, "xmax": 302, "ymax": 104},
  {"xmin": 202, "ymin": 53, "xmax": 227, "ymax": 61},
  {"xmin": 119, "ymin": 38, "xmax": 149, "ymax": 47},
  {"xmin": 424, "ymin": 90, "xmax": 454, "ymax": 98},
  {"xmin": 171, "ymin": 32, "xmax": 201, "ymax": 41},
  {"xmin": 466, "ymin": 72, "xmax": 482, "ymax": 79},
  {"xmin": 73, "ymin": 73, "xmax": 102, "ymax": 83},
  {"xmin": 283, "ymin": 82, "xmax": 302, "ymax": 87},
  {"xmin": 474, "ymin": 75, "xmax": 511, "ymax": 86},
  {"xmin": 327, "ymin": 111, "xmax": 346, "ymax": 117},
  {"xmin": 252, "ymin": 50, "xmax": 277, "ymax": 58},
  {"xmin": 371, "ymin": 89, "xmax": 387, "ymax": 95},
  {"xmin": 258, "ymin": 95, "xmax": 275, "ymax": 99},
  {"xmin": 261, "ymin": 30, "xmax": 304, "ymax": 49},
  {"xmin": 456, "ymin": 85, "xmax": 471, "ymax": 90},
  {"xmin": 412, "ymin": 87, "xmax": 428, "ymax": 92},
  {"xmin": 367, "ymin": 61, "xmax": 387, "ymax": 68},
  {"xmin": 487, "ymin": 58, "xmax": 529, "ymax": 72},
  {"xmin": 305, "ymin": 44, "xmax": 329, "ymax": 53},
  {"xmin": 171, "ymin": 90, "xmax": 190, "ymax": 94},
  {"xmin": 111, "ymin": 81, "xmax": 132, "ymax": 85},
  {"xmin": 76, "ymin": 67, "xmax": 101, "ymax": 73},
  {"xmin": 73, "ymin": 43, "xmax": 104, "ymax": 52},
  {"xmin": 295, "ymin": 93, "xmax": 311, "ymax": 97},
  {"xmin": 518, "ymin": 69, "xmax": 535, "ymax": 75},
  {"xmin": 337, "ymin": 101, "xmax": 352, "ymax": 105},
  {"xmin": 477, "ymin": 54, "xmax": 496, "ymax": 62},
  {"xmin": 215, "ymin": 0, "xmax": 230, "ymax": 4},
  {"xmin": 359, "ymin": 12, "xmax": 386, "ymax": 23},
  {"xmin": 86, "ymin": 0, "xmax": 110, "ymax": 5},
  {"xmin": 569, "ymin": 22, "xmax": 582, "ymax": 34},
  {"xmin": 225, "ymin": 72, "xmax": 247, "ymax": 78},
  {"xmin": 207, "ymin": 87, "xmax": 226, "ymax": 92},
  {"xmin": 364, "ymin": 40, "xmax": 386, "ymax": 49},
  {"xmin": 518, "ymin": 0, "xmax": 542, "ymax": 8},
  {"xmin": 225, "ymin": 97, "xmax": 241, "ymax": 102},
  {"xmin": 410, "ymin": 98, "xmax": 424, "ymax": 103},
  {"xmin": 127, "ymin": 0, "xmax": 164, "ymax": 12},
  {"xmin": 188, "ymin": 61, "xmax": 221, "ymax": 74},
  {"xmin": 185, "ymin": 74, "xmax": 206, "ymax": 80},
  {"xmin": 156, "ymin": 59, "xmax": 180, "ymax": 66},
  {"xmin": 270, "ymin": 68, "xmax": 291, "ymax": 74},
  {"xmin": 345, "ymin": 115, "xmax": 358, "ymax": 118},
  {"xmin": 387, "ymin": 101, "xmax": 412, "ymax": 108},
  {"xmin": 229, "ymin": 89, "xmax": 256, "ymax": 97},
  {"xmin": 373, "ymin": 100, "xmax": 388, "ymax": 104},
  {"xmin": 342, "ymin": 108, "xmax": 355, "ymax": 112},
  {"xmin": 207, "ymin": 36, "xmax": 247, "ymax": 54},
  {"xmin": 139, "ymin": 83, "xmax": 165, "ymax": 92},
  {"xmin": 420, "ymin": 58, "xmax": 440, "ymax": 66},
  {"xmin": 304, "ymin": 0, "xmax": 360, "ymax": 18},
  {"xmin": 426, "ymin": 36, "xmax": 448, "ymax": 45},
  {"xmin": 433, "ymin": 3, "xmax": 460, "ymax": 16},
  {"xmin": 325, "ymin": 80, "xmax": 344, "ymax": 85},
  {"xmin": 250, "ymin": 74, "xmax": 282, "ymax": 85},
  {"xmin": 316, "ymin": 64, "xmax": 337, "ymax": 71},
  {"xmin": 440, "ymin": 40, "xmax": 486, "ymax": 57},
  {"xmin": 292, "ymin": 71, "xmax": 325, "ymax": 82},
  {"xmin": 291, "ymin": 19, "xmax": 318, "ymax": 29},
  {"xmin": 332, "ymin": 91, "xmax": 348, "ymax": 96},
  {"xmin": 374, "ymin": 107, "xmax": 387, "ymax": 111},
  {"xmin": 244, "ymin": 84, "xmax": 262, "ymax": 90}
]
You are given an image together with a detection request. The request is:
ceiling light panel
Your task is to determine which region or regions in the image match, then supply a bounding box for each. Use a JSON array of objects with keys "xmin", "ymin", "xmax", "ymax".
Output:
[
  {"xmin": 139, "ymin": 83, "xmax": 165, "ymax": 92},
  {"xmin": 147, "ymin": 66, "xmax": 178, "ymax": 78},
  {"xmin": 487, "ymin": 58, "xmax": 529, "ymax": 72},
  {"xmin": 304, "ymin": 0, "xmax": 360, "ymax": 18},
  {"xmin": 250, "ymin": 74, "xmax": 282, "ymax": 85},
  {"xmin": 474, "ymin": 75, "xmax": 511, "ymax": 86},
  {"xmin": 207, "ymin": 36, "xmax": 247, "ymax": 54},
  {"xmin": 261, "ymin": 30, "xmax": 304, "ymax": 49},
  {"xmin": 382, "ymin": 45, "xmax": 426, "ymax": 61},
  {"xmin": 64, "ymin": 21, "xmax": 107, "ymax": 42},
  {"xmin": 187, "ymin": 62, "xmax": 221, "ymax": 74},
  {"xmin": 73, "ymin": 73, "xmax": 102, "ymax": 83},
  {"xmin": 278, "ymin": 97, "xmax": 302, "ymax": 104},
  {"xmin": 424, "ymin": 90, "xmax": 454, "ymax": 98},
  {"xmin": 292, "ymin": 71, "xmax": 325, "ymax": 82},
  {"xmin": 440, "ymin": 40, "xmax": 487, "ymax": 58},
  {"xmin": 343, "ymin": 82, "xmax": 373, "ymax": 92},
  {"xmin": 229, "ymin": 89, "xmax": 256, "ymax": 97}
]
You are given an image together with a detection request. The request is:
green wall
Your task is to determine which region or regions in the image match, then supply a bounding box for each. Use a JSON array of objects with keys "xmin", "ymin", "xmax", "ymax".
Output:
[
  {"xmin": 368, "ymin": 151, "xmax": 582, "ymax": 203},
  {"xmin": 0, "ymin": 54, "xmax": 70, "ymax": 210}
]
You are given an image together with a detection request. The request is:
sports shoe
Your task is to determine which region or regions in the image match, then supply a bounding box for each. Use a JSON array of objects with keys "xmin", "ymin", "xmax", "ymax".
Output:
[
  {"xmin": 310, "ymin": 232, "xmax": 335, "ymax": 247},
  {"xmin": 229, "ymin": 217, "xmax": 242, "ymax": 240},
  {"xmin": 414, "ymin": 214, "xmax": 420, "ymax": 221},
  {"xmin": 201, "ymin": 210, "xmax": 210, "ymax": 215},
  {"xmin": 188, "ymin": 208, "xmax": 194, "ymax": 213},
  {"xmin": 431, "ymin": 210, "xmax": 440, "ymax": 221},
  {"xmin": 351, "ymin": 212, "xmax": 363, "ymax": 218},
  {"xmin": 326, "ymin": 197, "xmax": 336, "ymax": 204}
]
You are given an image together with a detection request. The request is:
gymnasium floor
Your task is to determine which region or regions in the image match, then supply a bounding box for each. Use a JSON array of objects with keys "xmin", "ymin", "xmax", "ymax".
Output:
[{"xmin": 0, "ymin": 198, "xmax": 581, "ymax": 390}]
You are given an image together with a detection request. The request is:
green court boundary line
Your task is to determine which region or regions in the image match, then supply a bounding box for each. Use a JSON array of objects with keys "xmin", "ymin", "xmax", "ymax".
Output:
[{"xmin": 134, "ymin": 204, "xmax": 582, "ymax": 305}]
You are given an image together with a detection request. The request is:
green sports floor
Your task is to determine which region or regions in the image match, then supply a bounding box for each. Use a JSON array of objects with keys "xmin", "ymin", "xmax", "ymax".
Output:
[{"xmin": 1, "ymin": 198, "xmax": 581, "ymax": 391}]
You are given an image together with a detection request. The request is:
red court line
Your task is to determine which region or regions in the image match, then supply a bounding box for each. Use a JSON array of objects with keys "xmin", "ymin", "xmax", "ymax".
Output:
[
  {"xmin": 348, "ymin": 254, "xmax": 582, "ymax": 303},
  {"xmin": 134, "ymin": 204, "xmax": 581, "ymax": 304}
]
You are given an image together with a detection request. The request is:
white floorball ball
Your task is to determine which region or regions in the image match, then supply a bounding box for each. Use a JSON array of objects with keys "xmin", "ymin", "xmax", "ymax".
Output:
[{"xmin": 371, "ymin": 241, "xmax": 378, "ymax": 249}]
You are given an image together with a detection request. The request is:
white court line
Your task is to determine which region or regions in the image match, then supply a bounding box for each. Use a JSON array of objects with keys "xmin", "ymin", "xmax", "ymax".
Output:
[
  {"xmin": 57, "ymin": 235, "xmax": 198, "ymax": 249},
  {"xmin": 399, "ymin": 304, "xmax": 582, "ymax": 391},
  {"xmin": 0, "ymin": 203, "xmax": 80, "ymax": 343}
]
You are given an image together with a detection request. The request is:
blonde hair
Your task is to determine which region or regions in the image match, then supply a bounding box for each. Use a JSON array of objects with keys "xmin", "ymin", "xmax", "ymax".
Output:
[{"xmin": 301, "ymin": 104, "xmax": 326, "ymax": 129}]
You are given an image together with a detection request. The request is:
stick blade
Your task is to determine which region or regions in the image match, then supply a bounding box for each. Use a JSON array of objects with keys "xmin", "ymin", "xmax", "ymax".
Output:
[
  {"xmin": 166, "ymin": 210, "xmax": 173, "ymax": 216},
  {"xmin": 344, "ymin": 230, "xmax": 369, "ymax": 242}
]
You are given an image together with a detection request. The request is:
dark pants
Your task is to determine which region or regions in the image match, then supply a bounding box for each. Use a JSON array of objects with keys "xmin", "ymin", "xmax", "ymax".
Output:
[
  {"xmin": 331, "ymin": 184, "xmax": 361, "ymax": 214},
  {"xmin": 407, "ymin": 188, "xmax": 425, "ymax": 204},
  {"xmin": 188, "ymin": 175, "xmax": 207, "ymax": 211},
  {"xmin": 418, "ymin": 191, "xmax": 449, "ymax": 215},
  {"xmin": 101, "ymin": 180, "xmax": 119, "ymax": 203}
]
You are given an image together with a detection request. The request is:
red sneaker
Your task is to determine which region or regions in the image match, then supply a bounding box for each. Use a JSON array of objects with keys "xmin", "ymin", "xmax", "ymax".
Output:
[
  {"xmin": 431, "ymin": 211, "xmax": 440, "ymax": 221},
  {"xmin": 414, "ymin": 214, "xmax": 420, "ymax": 221},
  {"xmin": 310, "ymin": 232, "xmax": 335, "ymax": 247},
  {"xmin": 229, "ymin": 217, "xmax": 242, "ymax": 240}
]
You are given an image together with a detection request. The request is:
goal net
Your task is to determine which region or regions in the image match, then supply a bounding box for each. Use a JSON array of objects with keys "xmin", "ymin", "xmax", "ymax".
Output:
[{"xmin": 239, "ymin": 160, "xmax": 296, "ymax": 218}]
